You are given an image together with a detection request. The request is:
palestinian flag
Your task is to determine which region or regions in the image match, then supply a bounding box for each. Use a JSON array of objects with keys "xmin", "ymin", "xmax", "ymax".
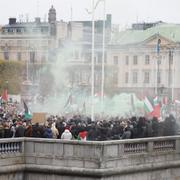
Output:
[
  {"xmin": 150, "ymin": 96, "xmax": 161, "ymax": 118},
  {"xmin": 144, "ymin": 96, "xmax": 154, "ymax": 113},
  {"xmin": 23, "ymin": 100, "xmax": 32, "ymax": 120},
  {"xmin": 1, "ymin": 89, "xmax": 8, "ymax": 102}
]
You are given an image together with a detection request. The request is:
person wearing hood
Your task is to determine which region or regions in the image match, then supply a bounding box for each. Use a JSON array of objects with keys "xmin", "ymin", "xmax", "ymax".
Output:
[
  {"xmin": 43, "ymin": 126, "xmax": 53, "ymax": 138},
  {"xmin": 61, "ymin": 128, "xmax": 72, "ymax": 140}
]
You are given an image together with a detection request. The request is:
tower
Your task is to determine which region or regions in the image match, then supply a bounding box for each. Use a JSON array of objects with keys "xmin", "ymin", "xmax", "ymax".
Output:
[{"xmin": 48, "ymin": 5, "xmax": 56, "ymax": 36}]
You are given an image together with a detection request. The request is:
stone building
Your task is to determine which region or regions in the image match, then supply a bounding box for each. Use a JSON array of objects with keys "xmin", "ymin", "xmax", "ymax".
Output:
[
  {"xmin": 66, "ymin": 14, "xmax": 112, "ymax": 94},
  {"xmin": 108, "ymin": 22, "xmax": 180, "ymax": 100}
]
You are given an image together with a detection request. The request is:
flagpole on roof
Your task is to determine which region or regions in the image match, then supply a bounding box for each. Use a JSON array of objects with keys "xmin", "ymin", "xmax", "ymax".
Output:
[
  {"xmin": 171, "ymin": 49, "xmax": 175, "ymax": 102},
  {"xmin": 156, "ymin": 38, "xmax": 161, "ymax": 99}
]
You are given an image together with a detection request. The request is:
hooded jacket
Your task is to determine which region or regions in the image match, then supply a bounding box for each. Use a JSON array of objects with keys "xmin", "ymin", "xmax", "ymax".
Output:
[{"xmin": 61, "ymin": 129, "xmax": 72, "ymax": 140}]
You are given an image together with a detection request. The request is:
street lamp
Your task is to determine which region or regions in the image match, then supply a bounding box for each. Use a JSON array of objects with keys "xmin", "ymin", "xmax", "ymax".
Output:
[
  {"xmin": 88, "ymin": 0, "xmax": 105, "ymax": 121},
  {"xmin": 91, "ymin": 0, "xmax": 95, "ymax": 122},
  {"xmin": 101, "ymin": 0, "xmax": 106, "ymax": 114}
]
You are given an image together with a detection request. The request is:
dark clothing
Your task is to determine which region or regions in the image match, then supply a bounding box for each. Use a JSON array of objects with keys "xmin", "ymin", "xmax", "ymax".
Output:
[
  {"xmin": 15, "ymin": 126, "xmax": 25, "ymax": 137},
  {"xmin": 43, "ymin": 128, "xmax": 53, "ymax": 138},
  {"xmin": 32, "ymin": 124, "xmax": 43, "ymax": 138},
  {"xmin": 25, "ymin": 125, "xmax": 32, "ymax": 137}
]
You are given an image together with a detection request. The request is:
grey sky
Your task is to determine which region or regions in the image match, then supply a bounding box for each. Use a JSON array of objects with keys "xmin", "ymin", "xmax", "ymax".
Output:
[{"xmin": 0, "ymin": 0, "xmax": 180, "ymax": 28}]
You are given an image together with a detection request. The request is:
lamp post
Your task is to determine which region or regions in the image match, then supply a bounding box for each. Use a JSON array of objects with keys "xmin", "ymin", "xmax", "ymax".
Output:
[
  {"xmin": 167, "ymin": 48, "xmax": 174, "ymax": 103},
  {"xmin": 157, "ymin": 56, "xmax": 161, "ymax": 97},
  {"xmin": 101, "ymin": 0, "xmax": 106, "ymax": 114},
  {"xmin": 27, "ymin": 52, "xmax": 29, "ymax": 81},
  {"xmin": 91, "ymin": 0, "xmax": 95, "ymax": 121},
  {"xmin": 89, "ymin": 0, "xmax": 104, "ymax": 121},
  {"xmin": 171, "ymin": 49, "xmax": 174, "ymax": 102}
]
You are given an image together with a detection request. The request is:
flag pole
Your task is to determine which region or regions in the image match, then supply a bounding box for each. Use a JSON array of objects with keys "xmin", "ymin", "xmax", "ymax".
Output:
[
  {"xmin": 101, "ymin": 0, "xmax": 106, "ymax": 114},
  {"xmin": 91, "ymin": 0, "xmax": 95, "ymax": 122},
  {"xmin": 156, "ymin": 38, "xmax": 161, "ymax": 99},
  {"xmin": 172, "ymin": 49, "xmax": 175, "ymax": 102}
]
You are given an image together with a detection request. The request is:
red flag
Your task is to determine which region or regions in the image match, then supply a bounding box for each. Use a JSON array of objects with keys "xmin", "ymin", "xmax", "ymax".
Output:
[
  {"xmin": 162, "ymin": 96, "xmax": 168, "ymax": 105},
  {"xmin": 1, "ymin": 89, "xmax": 8, "ymax": 102},
  {"xmin": 150, "ymin": 104, "xmax": 160, "ymax": 118}
]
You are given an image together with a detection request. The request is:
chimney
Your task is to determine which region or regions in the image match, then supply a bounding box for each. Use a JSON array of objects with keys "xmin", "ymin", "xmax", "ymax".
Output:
[
  {"xmin": 106, "ymin": 14, "xmax": 112, "ymax": 24},
  {"xmin": 35, "ymin": 17, "xmax": 41, "ymax": 24},
  {"xmin": 9, "ymin": 18, "xmax": 16, "ymax": 25}
]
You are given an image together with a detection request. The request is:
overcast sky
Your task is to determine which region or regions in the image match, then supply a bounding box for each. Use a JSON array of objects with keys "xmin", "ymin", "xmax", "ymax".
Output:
[{"xmin": 0, "ymin": 0, "xmax": 180, "ymax": 28}]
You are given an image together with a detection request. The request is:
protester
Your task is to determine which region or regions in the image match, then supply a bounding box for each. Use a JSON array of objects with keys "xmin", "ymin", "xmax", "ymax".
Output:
[
  {"xmin": 61, "ymin": 128, "xmax": 72, "ymax": 140},
  {"xmin": 43, "ymin": 125, "xmax": 53, "ymax": 138},
  {"xmin": 51, "ymin": 122, "xmax": 59, "ymax": 139},
  {"xmin": 0, "ymin": 101, "xmax": 179, "ymax": 141}
]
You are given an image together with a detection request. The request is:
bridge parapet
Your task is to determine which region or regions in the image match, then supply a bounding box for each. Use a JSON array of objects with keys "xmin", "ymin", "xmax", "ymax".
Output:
[{"xmin": 0, "ymin": 136, "xmax": 180, "ymax": 179}]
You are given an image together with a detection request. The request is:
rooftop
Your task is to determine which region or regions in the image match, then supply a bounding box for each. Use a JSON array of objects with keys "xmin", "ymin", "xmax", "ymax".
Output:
[{"xmin": 111, "ymin": 23, "xmax": 180, "ymax": 45}]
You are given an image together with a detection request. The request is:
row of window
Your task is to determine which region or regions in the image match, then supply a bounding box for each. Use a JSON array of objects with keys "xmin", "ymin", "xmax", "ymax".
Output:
[
  {"xmin": 113, "ymin": 55, "xmax": 150, "ymax": 65},
  {"xmin": 61, "ymin": 69, "xmax": 172, "ymax": 86},
  {"xmin": 2, "ymin": 27, "xmax": 49, "ymax": 34},
  {"xmin": 125, "ymin": 71, "xmax": 162, "ymax": 84},
  {"xmin": 3, "ymin": 51, "xmax": 46, "ymax": 62},
  {"xmin": 0, "ymin": 40, "xmax": 48, "ymax": 46},
  {"xmin": 113, "ymin": 55, "xmax": 173, "ymax": 65}
]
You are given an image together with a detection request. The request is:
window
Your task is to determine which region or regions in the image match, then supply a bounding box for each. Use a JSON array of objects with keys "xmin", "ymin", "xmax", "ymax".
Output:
[
  {"xmin": 132, "ymin": 71, "xmax": 138, "ymax": 83},
  {"xmin": 170, "ymin": 58, "xmax": 173, "ymax": 65},
  {"xmin": 30, "ymin": 51, "xmax": 35, "ymax": 63},
  {"xmin": 169, "ymin": 51, "xmax": 173, "ymax": 65},
  {"xmin": 125, "ymin": 56, "xmax": 129, "ymax": 65},
  {"xmin": 95, "ymin": 72, "xmax": 101, "ymax": 85},
  {"xmin": 17, "ymin": 52, "xmax": 21, "ymax": 61},
  {"xmin": 74, "ymin": 51, "xmax": 79, "ymax": 59},
  {"xmin": 85, "ymin": 53, "xmax": 91, "ymax": 63},
  {"xmin": 113, "ymin": 72, "xmax": 118, "ymax": 85},
  {"xmin": 125, "ymin": 72, "xmax": 129, "ymax": 83},
  {"xmin": 104, "ymin": 53, "xmax": 107, "ymax": 63},
  {"xmin": 4, "ymin": 45, "xmax": 9, "ymax": 60},
  {"xmin": 157, "ymin": 71, "xmax": 161, "ymax": 84},
  {"xmin": 94, "ymin": 56, "xmax": 97, "ymax": 64},
  {"xmin": 158, "ymin": 59, "xmax": 161, "ymax": 65},
  {"xmin": 133, "ymin": 55, "xmax": 138, "ymax": 65},
  {"xmin": 97, "ymin": 53, "xmax": 102, "ymax": 63},
  {"xmin": 113, "ymin": 56, "xmax": 118, "ymax": 65},
  {"xmin": 145, "ymin": 55, "xmax": 150, "ymax": 65},
  {"xmin": 17, "ymin": 40, "xmax": 22, "ymax": 46},
  {"xmin": 16, "ymin": 28, "xmax": 22, "ymax": 33},
  {"xmin": 4, "ymin": 51, "xmax": 9, "ymax": 60},
  {"xmin": 144, "ymin": 71, "xmax": 150, "ymax": 83},
  {"xmin": 41, "ymin": 55, "xmax": 46, "ymax": 62}
]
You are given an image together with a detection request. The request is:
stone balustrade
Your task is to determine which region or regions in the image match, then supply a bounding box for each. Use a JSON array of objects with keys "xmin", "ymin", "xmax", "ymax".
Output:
[{"xmin": 0, "ymin": 136, "xmax": 180, "ymax": 179}]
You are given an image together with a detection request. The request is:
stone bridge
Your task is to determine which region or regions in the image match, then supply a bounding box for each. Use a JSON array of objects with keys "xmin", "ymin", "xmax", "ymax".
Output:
[{"xmin": 0, "ymin": 136, "xmax": 180, "ymax": 180}]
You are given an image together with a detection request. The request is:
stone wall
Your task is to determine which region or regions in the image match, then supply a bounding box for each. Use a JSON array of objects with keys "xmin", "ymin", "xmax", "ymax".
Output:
[{"xmin": 1, "ymin": 136, "xmax": 180, "ymax": 179}]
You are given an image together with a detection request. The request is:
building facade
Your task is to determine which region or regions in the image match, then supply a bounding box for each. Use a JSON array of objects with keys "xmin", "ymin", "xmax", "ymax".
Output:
[
  {"xmin": 2, "ymin": 6, "xmax": 180, "ymax": 101},
  {"xmin": 108, "ymin": 22, "xmax": 180, "ymax": 100}
]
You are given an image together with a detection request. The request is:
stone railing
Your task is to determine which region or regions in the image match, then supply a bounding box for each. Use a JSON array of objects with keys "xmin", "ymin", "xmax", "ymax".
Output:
[
  {"xmin": 0, "ymin": 136, "xmax": 180, "ymax": 178},
  {"xmin": 0, "ymin": 139, "xmax": 23, "ymax": 154}
]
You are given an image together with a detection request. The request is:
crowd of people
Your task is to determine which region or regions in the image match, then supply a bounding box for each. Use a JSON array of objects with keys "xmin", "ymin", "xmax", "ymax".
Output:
[{"xmin": 0, "ymin": 101, "xmax": 178, "ymax": 141}]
